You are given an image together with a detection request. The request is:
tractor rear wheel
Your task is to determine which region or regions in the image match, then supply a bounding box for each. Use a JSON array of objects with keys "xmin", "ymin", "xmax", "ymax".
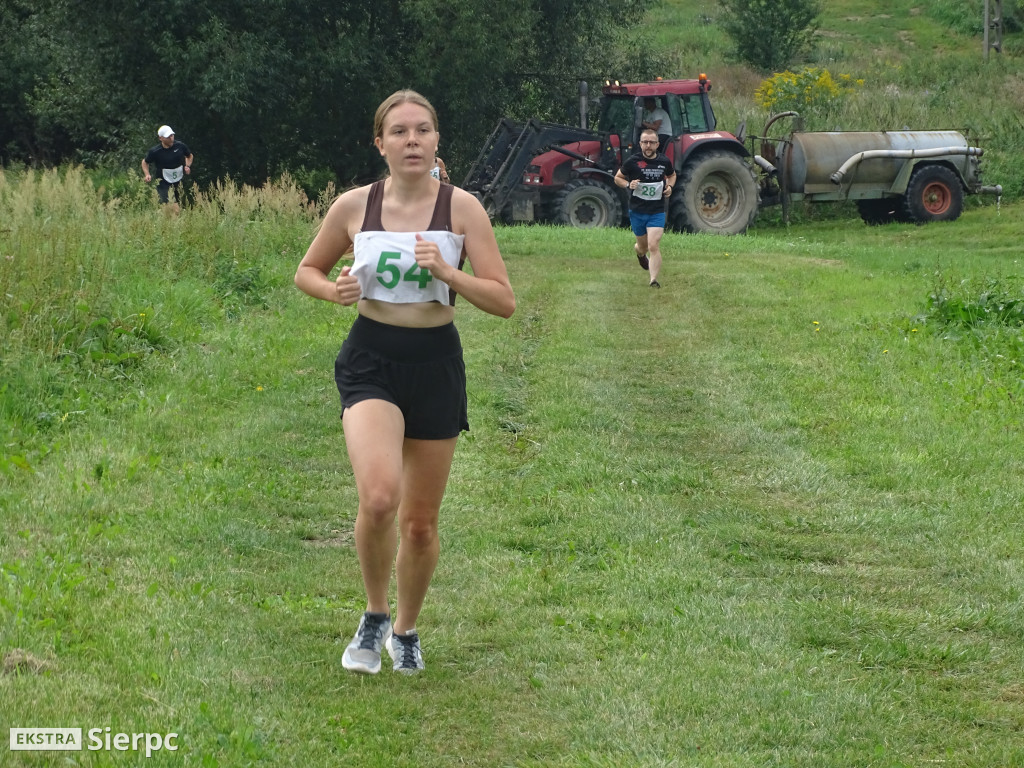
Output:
[
  {"xmin": 554, "ymin": 179, "xmax": 622, "ymax": 229},
  {"xmin": 902, "ymin": 165, "xmax": 964, "ymax": 223},
  {"xmin": 671, "ymin": 150, "xmax": 759, "ymax": 235}
]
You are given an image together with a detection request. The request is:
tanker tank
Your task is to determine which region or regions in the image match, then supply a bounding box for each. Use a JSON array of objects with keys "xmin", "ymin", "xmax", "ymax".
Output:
[{"xmin": 781, "ymin": 131, "xmax": 970, "ymax": 196}]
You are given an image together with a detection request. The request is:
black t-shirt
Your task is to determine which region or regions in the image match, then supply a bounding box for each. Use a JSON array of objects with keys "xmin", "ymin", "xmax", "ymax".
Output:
[
  {"xmin": 144, "ymin": 141, "xmax": 192, "ymax": 180},
  {"xmin": 620, "ymin": 152, "xmax": 674, "ymax": 213}
]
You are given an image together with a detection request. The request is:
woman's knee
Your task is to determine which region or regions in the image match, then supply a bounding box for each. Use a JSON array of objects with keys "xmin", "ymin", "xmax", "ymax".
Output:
[
  {"xmin": 358, "ymin": 486, "xmax": 401, "ymax": 524},
  {"xmin": 400, "ymin": 513, "xmax": 439, "ymax": 549}
]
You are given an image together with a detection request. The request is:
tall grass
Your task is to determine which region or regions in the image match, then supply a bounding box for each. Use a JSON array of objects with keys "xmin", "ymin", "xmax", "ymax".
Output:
[{"xmin": 0, "ymin": 168, "xmax": 324, "ymax": 458}]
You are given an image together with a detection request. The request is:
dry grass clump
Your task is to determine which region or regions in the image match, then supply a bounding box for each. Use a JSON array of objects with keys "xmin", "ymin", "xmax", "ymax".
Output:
[{"xmin": 2, "ymin": 648, "xmax": 52, "ymax": 675}]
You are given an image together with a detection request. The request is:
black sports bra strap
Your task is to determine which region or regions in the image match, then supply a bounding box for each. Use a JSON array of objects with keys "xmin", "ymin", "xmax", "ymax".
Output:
[
  {"xmin": 427, "ymin": 183, "xmax": 454, "ymax": 232},
  {"xmin": 361, "ymin": 180, "xmax": 386, "ymax": 231}
]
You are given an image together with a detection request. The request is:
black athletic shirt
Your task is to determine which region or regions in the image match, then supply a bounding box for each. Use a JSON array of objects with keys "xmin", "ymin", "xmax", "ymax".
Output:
[
  {"xmin": 620, "ymin": 152, "xmax": 674, "ymax": 213},
  {"xmin": 144, "ymin": 141, "xmax": 192, "ymax": 178}
]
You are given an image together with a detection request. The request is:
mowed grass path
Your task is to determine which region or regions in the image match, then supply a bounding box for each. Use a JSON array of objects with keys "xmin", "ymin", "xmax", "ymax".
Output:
[{"xmin": 3, "ymin": 205, "xmax": 1023, "ymax": 766}]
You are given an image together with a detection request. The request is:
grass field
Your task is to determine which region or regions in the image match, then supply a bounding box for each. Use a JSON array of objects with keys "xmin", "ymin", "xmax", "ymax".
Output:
[{"xmin": 2, "ymin": 164, "xmax": 1023, "ymax": 765}]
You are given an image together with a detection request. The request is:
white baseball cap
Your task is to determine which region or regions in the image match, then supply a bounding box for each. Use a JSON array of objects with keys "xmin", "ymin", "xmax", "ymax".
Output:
[{"xmin": 157, "ymin": 125, "xmax": 174, "ymax": 138}]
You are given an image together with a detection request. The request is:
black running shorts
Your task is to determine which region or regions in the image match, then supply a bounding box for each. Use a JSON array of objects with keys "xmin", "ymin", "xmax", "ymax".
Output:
[
  {"xmin": 334, "ymin": 315, "xmax": 469, "ymax": 439},
  {"xmin": 156, "ymin": 179, "xmax": 181, "ymax": 204}
]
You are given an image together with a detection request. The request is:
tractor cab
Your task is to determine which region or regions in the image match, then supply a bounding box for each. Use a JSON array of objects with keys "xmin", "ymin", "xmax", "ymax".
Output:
[{"xmin": 598, "ymin": 78, "xmax": 719, "ymax": 163}]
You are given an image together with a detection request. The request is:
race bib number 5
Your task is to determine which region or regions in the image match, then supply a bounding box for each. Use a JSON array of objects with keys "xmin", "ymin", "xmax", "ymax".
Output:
[
  {"xmin": 162, "ymin": 167, "xmax": 184, "ymax": 183},
  {"xmin": 375, "ymin": 252, "xmax": 433, "ymax": 289},
  {"xmin": 633, "ymin": 181, "xmax": 664, "ymax": 200}
]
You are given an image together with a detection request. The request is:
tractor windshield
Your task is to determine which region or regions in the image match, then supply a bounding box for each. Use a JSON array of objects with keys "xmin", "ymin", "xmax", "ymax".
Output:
[{"xmin": 596, "ymin": 96, "xmax": 636, "ymax": 145}]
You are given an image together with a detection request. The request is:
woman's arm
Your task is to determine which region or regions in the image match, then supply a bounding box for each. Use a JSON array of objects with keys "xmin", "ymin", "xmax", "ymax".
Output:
[
  {"xmin": 294, "ymin": 192, "xmax": 363, "ymax": 305},
  {"xmin": 446, "ymin": 190, "xmax": 515, "ymax": 318}
]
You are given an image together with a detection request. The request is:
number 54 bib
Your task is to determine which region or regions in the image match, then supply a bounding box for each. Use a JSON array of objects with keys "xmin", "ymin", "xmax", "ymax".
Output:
[{"xmin": 351, "ymin": 230, "xmax": 465, "ymax": 306}]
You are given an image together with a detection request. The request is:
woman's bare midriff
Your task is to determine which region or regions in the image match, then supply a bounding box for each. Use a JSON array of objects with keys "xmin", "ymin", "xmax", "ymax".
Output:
[{"xmin": 357, "ymin": 298, "xmax": 455, "ymax": 328}]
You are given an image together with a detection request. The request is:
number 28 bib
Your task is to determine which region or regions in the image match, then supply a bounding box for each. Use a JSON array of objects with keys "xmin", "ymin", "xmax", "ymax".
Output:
[
  {"xmin": 633, "ymin": 180, "xmax": 664, "ymax": 200},
  {"xmin": 351, "ymin": 230, "xmax": 466, "ymax": 306}
]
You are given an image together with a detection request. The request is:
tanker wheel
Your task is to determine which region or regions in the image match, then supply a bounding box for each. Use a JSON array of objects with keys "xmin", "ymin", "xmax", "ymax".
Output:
[
  {"xmin": 902, "ymin": 165, "xmax": 964, "ymax": 223},
  {"xmin": 675, "ymin": 150, "xmax": 759, "ymax": 234},
  {"xmin": 553, "ymin": 178, "xmax": 622, "ymax": 229},
  {"xmin": 856, "ymin": 198, "xmax": 904, "ymax": 226}
]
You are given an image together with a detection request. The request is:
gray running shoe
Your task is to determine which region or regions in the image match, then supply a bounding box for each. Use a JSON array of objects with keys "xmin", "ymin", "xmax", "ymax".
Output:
[
  {"xmin": 342, "ymin": 612, "xmax": 392, "ymax": 674},
  {"xmin": 386, "ymin": 631, "xmax": 425, "ymax": 674}
]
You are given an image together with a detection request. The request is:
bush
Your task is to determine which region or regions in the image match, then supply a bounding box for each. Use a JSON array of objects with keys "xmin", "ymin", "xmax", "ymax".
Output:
[
  {"xmin": 719, "ymin": 0, "xmax": 822, "ymax": 73},
  {"xmin": 925, "ymin": 274, "xmax": 1024, "ymax": 330},
  {"xmin": 754, "ymin": 68, "xmax": 864, "ymax": 121}
]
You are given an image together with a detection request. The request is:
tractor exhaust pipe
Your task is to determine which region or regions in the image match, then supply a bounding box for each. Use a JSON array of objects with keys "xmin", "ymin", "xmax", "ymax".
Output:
[
  {"xmin": 579, "ymin": 81, "xmax": 588, "ymax": 129},
  {"xmin": 831, "ymin": 146, "xmax": 983, "ymax": 184}
]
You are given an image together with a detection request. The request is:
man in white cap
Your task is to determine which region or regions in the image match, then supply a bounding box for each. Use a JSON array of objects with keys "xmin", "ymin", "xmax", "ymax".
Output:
[{"xmin": 141, "ymin": 125, "xmax": 194, "ymax": 212}]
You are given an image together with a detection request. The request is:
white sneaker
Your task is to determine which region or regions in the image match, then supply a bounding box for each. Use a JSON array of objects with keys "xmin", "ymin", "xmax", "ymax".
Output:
[
  {"xmin": 386, "ymin": 631, "xmax": 425, "ymax": 674},
  {"xmin": 342, "ymin": 612, "xmax": 392, "ymax": 674}
]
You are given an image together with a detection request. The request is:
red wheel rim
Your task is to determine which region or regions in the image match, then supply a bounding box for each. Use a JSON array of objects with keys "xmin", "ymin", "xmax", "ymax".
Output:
[{"xmin": 921, "ymin": 182, "xmax": 951, "ymax": 215}]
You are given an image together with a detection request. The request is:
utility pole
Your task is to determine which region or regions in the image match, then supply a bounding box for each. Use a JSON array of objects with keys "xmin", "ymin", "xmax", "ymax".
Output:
[{"xmin": 984, "ymin": 0, "xmax": 1003, "ymax": 61}]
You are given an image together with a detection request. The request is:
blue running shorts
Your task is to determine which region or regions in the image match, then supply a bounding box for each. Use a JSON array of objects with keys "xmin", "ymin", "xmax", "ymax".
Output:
[{"xmin": 629, "ymin": 210, "xmax": 667, "ymax": 236}]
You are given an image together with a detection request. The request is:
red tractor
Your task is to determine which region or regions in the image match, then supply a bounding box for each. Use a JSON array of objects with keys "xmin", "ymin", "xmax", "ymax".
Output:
[{"xmin": 461, "ymin": 75, "xmax": 761, "ymax": 235}]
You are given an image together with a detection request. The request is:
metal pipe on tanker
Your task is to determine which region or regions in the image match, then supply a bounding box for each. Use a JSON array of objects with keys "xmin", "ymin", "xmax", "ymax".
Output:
[{"xmin": 830, "ymin": 146, "xmax": 983, "ymax": 184}]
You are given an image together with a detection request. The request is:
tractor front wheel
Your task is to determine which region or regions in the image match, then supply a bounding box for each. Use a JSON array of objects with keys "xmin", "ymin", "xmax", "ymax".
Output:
[
  {"xmin": 671, "ymin": 150, "xmax": 759, "ymax": 235},
  {"xmin": 554, "ymin": 179, "xmax": 623, "ymax": 229},
  {"xmin": 902, "ymin": 165, "xmax": 964, "ymax": 223}
]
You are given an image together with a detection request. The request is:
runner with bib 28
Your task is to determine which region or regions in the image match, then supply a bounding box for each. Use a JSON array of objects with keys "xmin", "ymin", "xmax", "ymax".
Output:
[{"xmin": 615, "ymin": 127, "xmax": 676, "ymax": 288}]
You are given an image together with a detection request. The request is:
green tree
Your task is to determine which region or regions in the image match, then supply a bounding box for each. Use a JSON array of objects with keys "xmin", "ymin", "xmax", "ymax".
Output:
[
  {"xmin": 719, "ymin": 0, "xmax": 821, "ymax": 73},
  {"xmin": 0, "ymin": 0, "xmax": 653, "ymax": 189},
  {"xmin": 399, "ymin": 0, "xmax": 653, "ymax": 171}
]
